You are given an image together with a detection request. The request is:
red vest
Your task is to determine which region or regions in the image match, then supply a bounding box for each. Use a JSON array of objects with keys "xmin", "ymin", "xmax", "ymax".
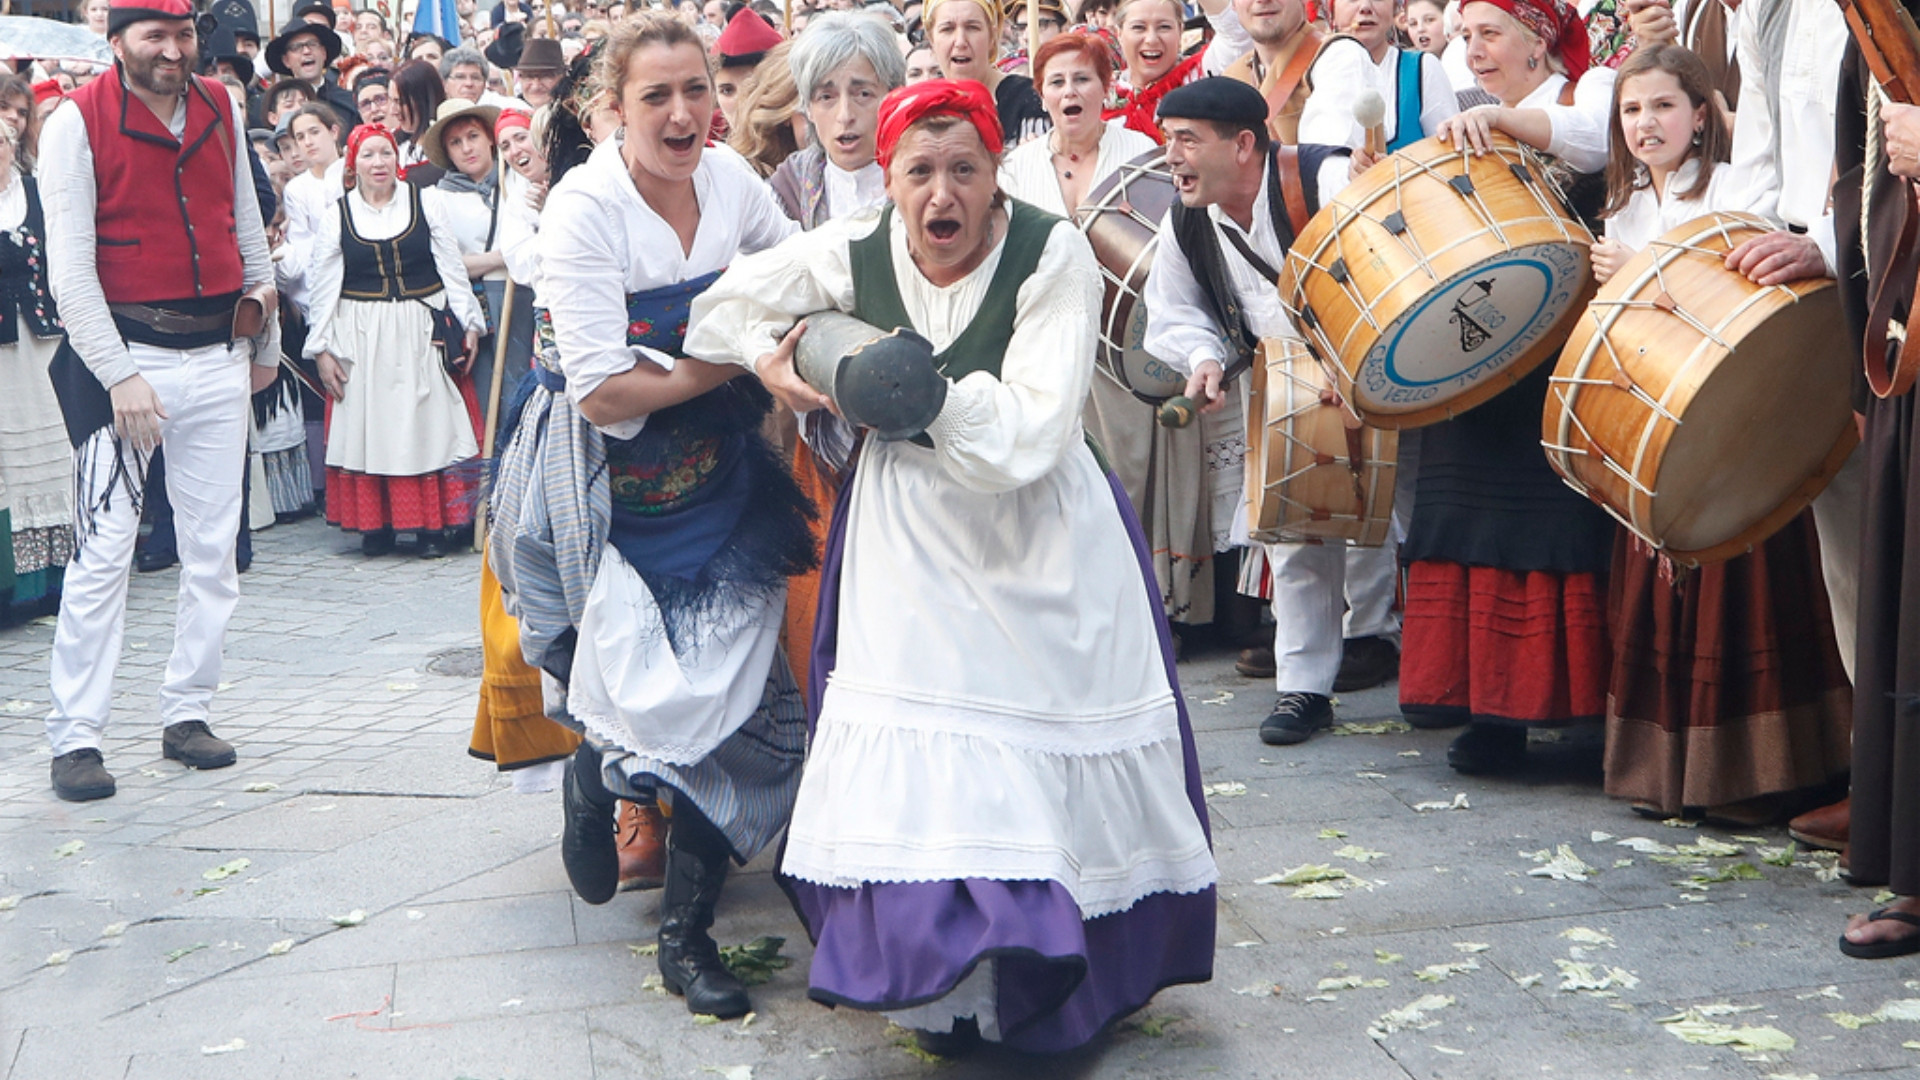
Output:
[{"xmin": 71, "ymin": 71, "xmax": 243, "ymax": 304}]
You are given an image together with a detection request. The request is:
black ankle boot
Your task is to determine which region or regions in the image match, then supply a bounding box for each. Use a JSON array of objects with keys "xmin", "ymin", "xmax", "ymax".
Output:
[
  {"xmin": 657, "ymin": 803, "xmax": 750, "ymax": 1018},
  {"xmin": 561, "ymin": 744, "xmax": 620, "ymax": 904}
]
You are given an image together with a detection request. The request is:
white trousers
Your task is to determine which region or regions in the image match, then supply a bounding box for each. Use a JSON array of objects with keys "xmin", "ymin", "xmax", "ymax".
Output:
[
  {"xmin": 1811, "ymin": 443, "xmax": 1865, "ymax": 684},
  {"xmin": 1265, "ymin": 541, "xmax": 1401, "ymax": 695},
  {"xmin": 46, "ymin": 341, "xmax": 249, "ymax": 756}
]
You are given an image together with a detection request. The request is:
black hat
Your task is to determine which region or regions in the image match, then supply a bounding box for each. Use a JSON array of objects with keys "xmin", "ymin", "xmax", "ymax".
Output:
[
  {"xmin": 291, "ymin": 0, "xmax": 337, "ymax": 27},
  {"xmin": 515, "ymin": 37, "xmax": 564, "ymax": 72},
  {"xmin": 209, "ymin": 0, "xmax": 261, "ymax": 39},
  {"xmin": 1156, "ymin": 76, "xmax": 1269, "ymax": 128},
  {"xmin": 265, "ymin": 17, "xmax": 342, "ymax": 76},
  {"xmin": 483, "ymin": 21, "xmax": 524, "ymax": 69},
  {"xmin": 106, "ymin": 0, "xmax": 193, "ymax": 38},
  {"xmin": 203, "ymin": 26, "xmax": 257, "ymax": 83}
]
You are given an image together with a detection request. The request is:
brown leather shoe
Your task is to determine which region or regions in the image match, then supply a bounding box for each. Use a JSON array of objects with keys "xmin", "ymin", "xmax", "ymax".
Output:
[
  {"xmin": 617, "ymin": 801, "xmax": 666, "ymax": 892},
  {"xmin": 1790, "ymin": 796, "xmax": 1849, "ymax": 852},
  {"xmin": 1235, "ymin": 644, "xmax": 1277, "ymax": 680}
]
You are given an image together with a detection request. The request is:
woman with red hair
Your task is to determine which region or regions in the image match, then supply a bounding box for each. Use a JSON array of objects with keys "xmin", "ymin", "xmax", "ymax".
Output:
[{"xmin": 998, "ymin": 32, "xmax": 1155, "ymax": 216}]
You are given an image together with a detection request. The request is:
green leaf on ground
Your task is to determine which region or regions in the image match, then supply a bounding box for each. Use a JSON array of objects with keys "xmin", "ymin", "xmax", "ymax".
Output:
[
  {"xmin": 165, "ymin": 943, "xmax": 209, "ymax": 963},
  {"xmin": 202, "ymin": 858, "xmax": 251, "ymax": 881},
  {"xmin": 719, "ymin": 936, "xmax": 791, "ymax": 987},
  {"xmin": 53, "ymin": 840, "xmax": 84, "ymax": 859},
  {"xmin": 1657, "ymin": 1009, "xmax": 1794, "ymax": 1055}
]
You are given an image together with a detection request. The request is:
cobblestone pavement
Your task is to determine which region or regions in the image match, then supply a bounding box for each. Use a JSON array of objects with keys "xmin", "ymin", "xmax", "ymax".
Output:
[{"xmin": 4, "ymin": 518, "xmax": 1920, "ymax": 1079}]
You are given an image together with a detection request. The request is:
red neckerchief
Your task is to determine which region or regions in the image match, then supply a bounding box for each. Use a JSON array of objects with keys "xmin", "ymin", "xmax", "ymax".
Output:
[{"xmin": 1101, "ymin": 50, "xmax": 1204, "ymax": 145}]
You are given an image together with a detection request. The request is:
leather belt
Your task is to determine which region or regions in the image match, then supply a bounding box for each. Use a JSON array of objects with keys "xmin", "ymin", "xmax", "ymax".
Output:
[{"xmin": 107, "ymin": 301, "xmax": 235, "ymax": 336}]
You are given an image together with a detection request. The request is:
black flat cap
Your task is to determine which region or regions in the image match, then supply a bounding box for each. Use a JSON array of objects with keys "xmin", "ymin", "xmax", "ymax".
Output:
[{"xmin": 1157, "ymin": 76, "xmax": 1268, "ymax": 127}]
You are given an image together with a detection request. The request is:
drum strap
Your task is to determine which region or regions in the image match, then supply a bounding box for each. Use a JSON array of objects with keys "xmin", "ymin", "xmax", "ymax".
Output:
[
  {"xmin": 1864, "ymin": 186, "xmax": 1920, "ymax": 399},
  {"xmin": 1261, "ymin": 26, "xmax": 1325, "ymax": 135},
  {"xmin": 1217, "ymin": 147, "xmax": 1312, "ymax": 285}
]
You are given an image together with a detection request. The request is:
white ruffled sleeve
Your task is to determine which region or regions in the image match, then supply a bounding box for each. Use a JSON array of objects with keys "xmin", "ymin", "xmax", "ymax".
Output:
[
  {"xmin": 922, "ymin": 221, "xmax": 1102, "ymax": 495},
  {"xmin": 423, "ymin": 190, "xmax": 485, "ymax": 333},
  {"xmin": 1542, "ymin": 68, "xmax": 1615, "ymax": 176},
  {"xmin": 683, "ymin": 212, "xmax": 865, "ymax": 370},
  {"xmin": 301, "ymin": 203, "xmax": 345, "ymax": 360}
]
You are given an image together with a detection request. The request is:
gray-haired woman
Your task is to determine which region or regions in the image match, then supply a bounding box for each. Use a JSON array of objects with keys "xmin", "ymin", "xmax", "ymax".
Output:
[{"xmin": 768, "ymin": 11, "xmax": 906, "ymax": 228}]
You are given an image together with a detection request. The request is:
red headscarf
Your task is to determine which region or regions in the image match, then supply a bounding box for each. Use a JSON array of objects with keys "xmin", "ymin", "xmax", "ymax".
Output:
[
  {"xmin": 343, "ymin": 123, "xmax": 397, "ymax": 188},
  {"xmin": 875, "ymin": 79, "xmax": 1004, "ymax": 170},
  {"xmin": 495, "ymin": 109, "xmax": 532, "ymax": 139},
  {"xmin": 31, "ymin": 80, "xmax": 64, "ymax": 107},
  {"xmin": 1461, "ymin": 0, "xmax": 1590, "ymax": 81}
]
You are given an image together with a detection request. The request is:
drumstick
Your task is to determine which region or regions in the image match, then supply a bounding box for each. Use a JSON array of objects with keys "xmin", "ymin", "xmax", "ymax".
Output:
[{"xmin": 1354, "ymin": 90, "xmax": 1388, "ymax": 159}]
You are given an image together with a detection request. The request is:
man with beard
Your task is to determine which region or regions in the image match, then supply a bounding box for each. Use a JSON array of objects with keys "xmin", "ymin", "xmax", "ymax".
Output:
[
  {"xmin": 38, "ymin": 0, "xmax": 280, "ymax": 801},
  {"xmin": 264, "ymin": 16, "xmax": 362, "ymax": 128},
  {"xmin": 1140, "ymin": 77, "xmax": 1373, "ymax": 747}
]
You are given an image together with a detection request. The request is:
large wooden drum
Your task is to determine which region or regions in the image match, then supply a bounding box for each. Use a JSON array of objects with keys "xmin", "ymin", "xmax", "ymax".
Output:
[
  {"xmin": 1247, "ymin": 337, "xmax": 1397, "ymax": 546},
  {"xmin": 1281, "ymin": 133, "xmax": 1595, "ymax": 429},
  {"xmin": 1075, "ymin": 148, "xmax": 1186, "ymax": 403},
  {"xmin": 1543, "ymin": 212, "xmax": 1857, "ymax": 565}
]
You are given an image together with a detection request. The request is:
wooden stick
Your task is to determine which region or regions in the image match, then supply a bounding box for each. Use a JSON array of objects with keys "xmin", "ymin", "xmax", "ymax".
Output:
[
  {"xmin": 1026, "ymin": 0, "xmax": 1039, "ymax": 66},
  {"xmin": 474, "ymin": 278, "xmax": 516, "ymax": 552},
  {"xmin": 784, "ymin": 0, "xmax": 792, "ymax": 36}
]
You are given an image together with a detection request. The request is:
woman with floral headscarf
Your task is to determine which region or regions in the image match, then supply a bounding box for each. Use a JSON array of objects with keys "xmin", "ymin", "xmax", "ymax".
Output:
[{"xmin": 1399, "ymin": 0, "xmax": 1626, "ymax": 775}]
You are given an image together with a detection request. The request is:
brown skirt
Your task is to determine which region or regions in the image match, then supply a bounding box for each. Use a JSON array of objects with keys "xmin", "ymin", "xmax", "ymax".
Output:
[{"xmin": 1602, "ymin": 515, "xmax": 1852, "ymax": 813}]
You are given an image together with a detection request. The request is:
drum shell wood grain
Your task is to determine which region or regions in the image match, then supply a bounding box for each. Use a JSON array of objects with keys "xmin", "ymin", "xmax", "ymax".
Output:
[
  {"xmin": 1543, "ymin": 212, "xmax": 1857, "ymax": 566},
  {"xmin": 1247, "ymin": 337, "xmax": 1398, "ymax": 546},
  {"xmin": 1075, "ymin": 148, "xmax": 1186, "ymax": 402},
  {"xmin": 1282, "ymin": 134, "xmax": 1595, "ymax": 429}
]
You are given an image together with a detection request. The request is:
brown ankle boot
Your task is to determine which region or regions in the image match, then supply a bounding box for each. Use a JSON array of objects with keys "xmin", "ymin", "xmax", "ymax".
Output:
[
  {"xmin": 1790, "ymin": 796, "xmax": 1849, "ymax": 852},
  {"xmin": 617, "ymin": 801, "xmax": 667, "ymax": 891}
]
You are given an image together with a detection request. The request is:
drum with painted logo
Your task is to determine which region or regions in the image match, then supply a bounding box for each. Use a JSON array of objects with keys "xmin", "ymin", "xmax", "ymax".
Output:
[
  {"xmin": 1247, "ymin": 337, "xmax": 1398, "ymax": 546},
  {"xmin": 1542, "ymin": 212, "xmax": 1856, "ymax": 565},
  {"xmin": 1281, "ymin": 133, "xmax": 1595, "ymax": 429},
  {"xmin": 1075, "ymin": 148, "xmax": 1188, "ymax": 403}
]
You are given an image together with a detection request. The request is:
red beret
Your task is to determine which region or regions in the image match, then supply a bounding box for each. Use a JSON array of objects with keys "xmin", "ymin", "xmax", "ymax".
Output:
[
  {"xmin": 31, "ymin": 80, "xmax": 65, "ymax": 106},
  {"xmin": 108, "ymin": 0, "xmax": 193, "ymax": 37},
  {"xmin": 713, "ymin": 7, "xmax": 782, "ymax": 65}
]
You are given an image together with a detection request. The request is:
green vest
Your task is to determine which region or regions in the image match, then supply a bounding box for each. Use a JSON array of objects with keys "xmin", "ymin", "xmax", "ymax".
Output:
[
  {"xmin": 845, "ymin": 199, "xmax": 1108, "ymax": 469},
  {"xmin": 847, "ymin": 199, "xmax": 1059, "ymax": 383}
]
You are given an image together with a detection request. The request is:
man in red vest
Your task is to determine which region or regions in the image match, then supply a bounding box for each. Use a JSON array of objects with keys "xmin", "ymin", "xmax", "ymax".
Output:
[{"xmin": 40, "ymin": 0, "xmax": 280, "ymax": 802}]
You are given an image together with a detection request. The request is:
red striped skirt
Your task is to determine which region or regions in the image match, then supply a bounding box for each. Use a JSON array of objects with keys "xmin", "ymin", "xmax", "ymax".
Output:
[{"xmin": 1400, "ymin": 560, "xmax": 1611, "ymax": 725}]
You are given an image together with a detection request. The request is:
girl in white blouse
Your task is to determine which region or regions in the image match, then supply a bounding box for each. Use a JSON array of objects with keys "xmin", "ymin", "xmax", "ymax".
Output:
[
  {"xmin": 1591, "ymin": 42, "xmax": 1749, "ymax": 283},
  {"xmin": 1590, "ymin": 44, "xmax": 1851, "ymax": 826}
]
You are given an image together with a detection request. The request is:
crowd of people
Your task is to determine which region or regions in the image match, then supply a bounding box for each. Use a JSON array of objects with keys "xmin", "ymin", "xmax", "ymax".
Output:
[{"xmin": 11, "ymin": 0, "xmax": 1920, "ymax": 1057}]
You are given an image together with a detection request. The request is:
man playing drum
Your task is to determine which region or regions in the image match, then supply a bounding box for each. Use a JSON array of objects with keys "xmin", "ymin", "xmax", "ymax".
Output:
[{"xmin": 1140, "ymin": 76, "xmax": 1372, "ymax": 746}]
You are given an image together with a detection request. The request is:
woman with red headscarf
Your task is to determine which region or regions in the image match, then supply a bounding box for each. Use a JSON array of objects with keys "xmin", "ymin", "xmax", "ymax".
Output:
[
  {"xmin": 304, "ymin": 124, "xmax": 485, "ymax": 559},
  {"xmin": 688, "ymin": 78, "xmax": 1217, "ymax": 1059}
]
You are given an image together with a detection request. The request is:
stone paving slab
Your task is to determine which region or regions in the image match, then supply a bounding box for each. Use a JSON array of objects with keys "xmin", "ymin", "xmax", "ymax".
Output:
[{"xmin": 6, "ymin": 517, "xmax": 1920, "ymax": 1078}]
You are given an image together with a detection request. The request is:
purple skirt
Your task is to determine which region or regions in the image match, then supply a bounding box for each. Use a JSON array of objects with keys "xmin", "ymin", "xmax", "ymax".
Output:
[{"xmin": 786, "ymin": 455, "xmax": 1216, "ymax": 1053}]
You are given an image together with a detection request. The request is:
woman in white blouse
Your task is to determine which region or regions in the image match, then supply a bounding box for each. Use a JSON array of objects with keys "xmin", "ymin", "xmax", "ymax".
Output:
[
  {"xmin": 486, "ymin": 13, "xmax": 811, "ymax": 1024},
  {"xmin": 305, "ymin": 124, "xmax": 484, "ymax": 559},
  {"xmin": 418, "ymin": 98, "xmax": 509, "ymax": 427},
  {"xmin": 998, "ymin": 32, "xmax": 1156, "ymax": 217}
]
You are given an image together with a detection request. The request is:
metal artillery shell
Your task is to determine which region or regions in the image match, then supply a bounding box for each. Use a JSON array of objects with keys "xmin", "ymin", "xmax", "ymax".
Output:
[{"xmin": 794, "ymin": 311, "xmax": 948, "ymax": 442}]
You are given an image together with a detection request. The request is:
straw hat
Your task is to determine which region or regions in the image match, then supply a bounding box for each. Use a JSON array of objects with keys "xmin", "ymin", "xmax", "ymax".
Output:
[{"xmin": 417, "ymin": 98, "xmax": 502, "ymax": 171}]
